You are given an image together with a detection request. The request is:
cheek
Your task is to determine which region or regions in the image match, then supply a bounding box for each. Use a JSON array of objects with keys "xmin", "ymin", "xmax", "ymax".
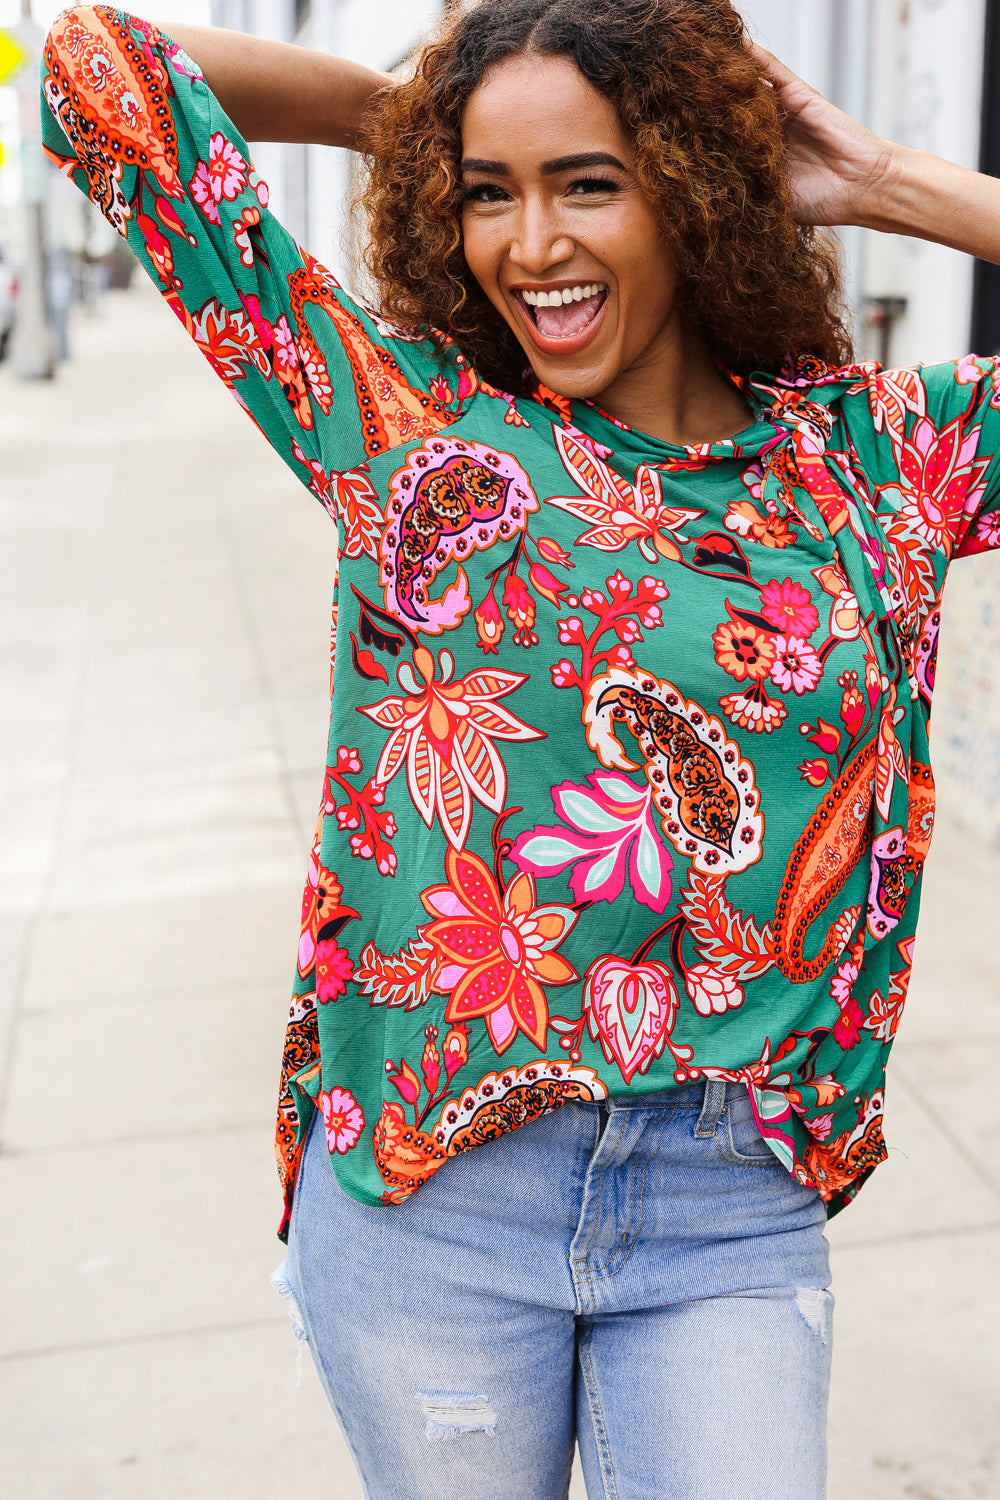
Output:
[{"xmin": 460, "ymin": 215, "xmax": 497, "ymax": 293}]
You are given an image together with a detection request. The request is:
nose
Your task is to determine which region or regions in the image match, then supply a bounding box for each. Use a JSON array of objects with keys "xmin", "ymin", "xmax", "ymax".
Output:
[{"xmin": 509, "ymin": 196, "xmax": 574, "ymax": 276}]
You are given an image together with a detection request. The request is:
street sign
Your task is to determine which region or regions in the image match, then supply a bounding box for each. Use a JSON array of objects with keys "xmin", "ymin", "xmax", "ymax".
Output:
[{"xmin": 0, "ymin": 28, "xmax": 28, "ymax": 86}]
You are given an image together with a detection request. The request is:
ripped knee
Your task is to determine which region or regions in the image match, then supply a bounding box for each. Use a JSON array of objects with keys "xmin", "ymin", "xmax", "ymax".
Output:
[
  {"xmin": 271, "ymin": 1259, "xmax": 309, "ymax": 1344},
  {"xmin": 417, "ymin": 1391, "xmax": 498, "ymax": 1443},
  {"xmin": 794, "ymin": 1285, "xmax": 834, "ymax": 1345}
]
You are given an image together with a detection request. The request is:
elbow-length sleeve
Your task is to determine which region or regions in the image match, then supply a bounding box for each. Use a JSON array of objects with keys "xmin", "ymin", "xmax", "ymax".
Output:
[
  {"xmin": 855, "ymin": 356, "xmax": 1000, "ymax": 563},
  {"xmin": 40, "ymin": 5, "xmax": 465, "ymax": 496}
]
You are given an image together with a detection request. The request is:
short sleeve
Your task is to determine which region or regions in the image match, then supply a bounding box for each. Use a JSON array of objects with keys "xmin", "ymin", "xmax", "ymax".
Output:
[
  {"xmin": 40, "ymin": 6, "xmax": 463, "ymax": 495},
  {"xmin": 851, "ymin": 356, "xmax": 1000, "ymax": 561},
  {"xmin": 929, "ymin": 357, "xmax": 1000, "ymax": 557}
]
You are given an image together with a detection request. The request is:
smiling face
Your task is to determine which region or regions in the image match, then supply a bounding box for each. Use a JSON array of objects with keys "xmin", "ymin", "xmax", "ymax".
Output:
[{"xmin": 459, "ymin": 54, "xmax": 686, "ymax": 407}]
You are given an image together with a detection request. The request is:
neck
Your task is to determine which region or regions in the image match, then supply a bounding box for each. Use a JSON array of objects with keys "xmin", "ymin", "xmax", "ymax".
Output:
[{"xmin": 594, "ymin": 321, "xmax": 753, "ymax": 447}]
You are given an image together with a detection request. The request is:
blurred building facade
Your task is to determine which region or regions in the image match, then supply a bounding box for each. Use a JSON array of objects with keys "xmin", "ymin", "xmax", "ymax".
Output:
[
  {"xmin": 208, "ymin": 0, "xmax": 442, "ymax": 277},
  {"xmin": 210, "ymin": 0, "xmax": 1000, "ymax": 845}
]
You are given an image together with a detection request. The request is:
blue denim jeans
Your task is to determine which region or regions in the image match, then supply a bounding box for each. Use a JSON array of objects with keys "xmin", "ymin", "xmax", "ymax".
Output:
[{"xmin": 276, "ymin": 1080, "xmax": 832, "ymax": 1499}]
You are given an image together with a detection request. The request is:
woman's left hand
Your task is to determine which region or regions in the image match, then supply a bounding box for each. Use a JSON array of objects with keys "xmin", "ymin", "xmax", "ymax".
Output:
[{"xmin": 749, "ymin": 43, "xmax": 900, "ymax": 228}]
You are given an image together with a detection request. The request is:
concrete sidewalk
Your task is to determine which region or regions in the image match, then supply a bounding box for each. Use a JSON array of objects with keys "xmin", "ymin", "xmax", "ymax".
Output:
[{"xmin": 1, "ymin": 285, "xmax": 998, "ymax": 1499}]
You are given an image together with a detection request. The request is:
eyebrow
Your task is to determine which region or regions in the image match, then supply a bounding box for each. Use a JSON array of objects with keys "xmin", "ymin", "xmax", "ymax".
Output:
[{"xmin": 459, "ymin": 151, "xmax": 628, "ymax": 176}]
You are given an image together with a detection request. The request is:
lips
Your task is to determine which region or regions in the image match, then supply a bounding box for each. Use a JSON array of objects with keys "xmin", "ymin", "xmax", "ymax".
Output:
[{"xmin": 512, "ymin": 284, "xmax": 609, "ymax": 357}]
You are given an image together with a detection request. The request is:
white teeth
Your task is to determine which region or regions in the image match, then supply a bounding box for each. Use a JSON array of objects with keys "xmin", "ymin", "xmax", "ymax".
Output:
[{"xmin": 519, "ymin": 282, "xmax": 607, "ymax": 307}]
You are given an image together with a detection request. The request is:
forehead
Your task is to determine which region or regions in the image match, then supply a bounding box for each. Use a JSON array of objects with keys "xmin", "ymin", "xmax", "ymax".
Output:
[{"xmin": 461, "ymin": 54, "xmax": 631, "ymax": 160}]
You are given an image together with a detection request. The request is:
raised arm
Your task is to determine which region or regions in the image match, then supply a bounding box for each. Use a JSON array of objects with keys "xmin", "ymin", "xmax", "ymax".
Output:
[
  {"xmin": 164, "ymin": 23, "xmax": 392, "ymax": 148},
  {"xmin": 751, "ymin": 43, "xmax": 1000, "ymax": 266}
]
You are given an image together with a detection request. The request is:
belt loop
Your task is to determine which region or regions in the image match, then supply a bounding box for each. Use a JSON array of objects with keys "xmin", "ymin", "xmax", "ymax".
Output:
[{"xmin": 695, "ymin": 1078, "xmax": 727, "ymax": 1138}]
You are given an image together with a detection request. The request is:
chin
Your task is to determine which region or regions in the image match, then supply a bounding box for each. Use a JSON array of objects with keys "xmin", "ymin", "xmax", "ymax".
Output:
[{"xmin": 523, "ymin": 353, "xmax": 613, "ymax": 400}]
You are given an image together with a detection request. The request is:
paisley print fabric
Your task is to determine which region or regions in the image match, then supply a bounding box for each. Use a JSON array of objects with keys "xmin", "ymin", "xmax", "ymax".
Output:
[{"xmin": 42, "ymin": 8, "xmax": 1000, "ymax": 1227}]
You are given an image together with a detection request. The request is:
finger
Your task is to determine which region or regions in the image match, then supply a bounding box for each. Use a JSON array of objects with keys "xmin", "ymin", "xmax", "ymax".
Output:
[{"xmin": 744, "ymin": 39, "xmax": 806, "ymax": 91}]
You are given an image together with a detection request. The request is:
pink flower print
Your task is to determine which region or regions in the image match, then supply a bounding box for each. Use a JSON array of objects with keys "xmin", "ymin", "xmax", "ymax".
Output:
[
  {"xmin": 805, "ymin": 1112, "xmax": 834, "ymax": 1142},
  {"xmin": 165, "ymin": 42, "xmax": 202, "ymax": 82},
  {"xmin": 583, "ymin": 955, "xmax": 680, "ymax": 1084},
  {"xmin": 884, "ymin": 412, "xmax": 990, "ymax": 552},
  {"xmin": 798, "ymin": 758, "xmax": 829, "ymax": 788},
  {"xmin": 315, "ymin": 940, "xmax": 354, "ymax": 1003},
  {"xmin": 512, "ymin": 771, "xmax": 673, "ymax": 912},
  {"xmin": 833, "ymin": 997, "xmax": 863, "ymax": 1050},
  {"xmin": 759, "ymin": 578, "xmax": 820, "ymax": 637},
  {"xmin": 207, "ymin": 132, "xmax": 248, "ymax": 201},
  {"xmin": 830, "ymin": 958, "xmax": 859, "ymax": 1007},
  {"xmin": 955, "ymin": 354, "xmax": 985, "ymax": 385},
  {"xmin": 527, "ymin": 562, "xmax": 569, "ymax": 609},
  {"xmin": 976, "ymin": 510, "xmax": 1000, "ymax": 549},
  {"xmin": 238, "ymin": 291, "xmax": 273, "ymax": 351},
  {"xmin": 386, "ymin": 1058, "xmax": 421, "ymax": 1106},
  {"xmin": 272, "ymin": 315, "xmax": 300, "ymax": 368},
  {"xmin": 536, "ymin": 536, "xmax": 573, "ymax": 567},
  {"xmin": 421, "ymin": 847, "xmax": 578, "ymax": 1053},
  {"xmin": 770, "ymin": 635, "xmax": 822, "ymax": 695},
  {"xmin": 189, "ymin": 160, "xmax": 221, "ymax": 224},
  {"xmin": 320, "ymin": 1087, "xmax": 365, "ymax": 1154}
]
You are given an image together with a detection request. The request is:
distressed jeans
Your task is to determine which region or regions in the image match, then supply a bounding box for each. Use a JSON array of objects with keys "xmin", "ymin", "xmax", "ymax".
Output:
[{"xmin": 275, "ymin": 1079, "xmax": 833, "ymax": 1500}]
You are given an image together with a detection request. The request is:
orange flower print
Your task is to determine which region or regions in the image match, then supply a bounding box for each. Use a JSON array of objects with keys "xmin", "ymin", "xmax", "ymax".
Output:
[
  {"xmin": 838, "ymin": 670, "xmax": 867, "ymax": 736},
  {"xmin": 502, "ymin": 571, "xmax": 537, "ymax": 646},
  {"xmin": 724, "ymin": 497, "xmax": 797, "ymax": 548},
  {"xmin": 297, "ymin": 837, "xmax": 356, "ymax": 979},
  {"xmin": 360, "ymin": 647, "xmax": 544, "ymax": 848},
  {"xmin": 473, "ymin": 590, "xmax": 504, "ymax": 653},
  {"xmin": 713, "ymin": 619, "xmax": 776, "ymax": 682},
  {"xmin": 548, "ymin": 426, "xmax": 704, "ymax": 563},
  {"xmin": 373, "ymin": 1101, "xmax": 449, "ymax": 1203},
  {"xmin": 813, "ymin": 562, "xmax": 860, "ymax": 640},
  {"xmin": 422, "ymin": 848, "xmax": 579, "ymax": 1053}
]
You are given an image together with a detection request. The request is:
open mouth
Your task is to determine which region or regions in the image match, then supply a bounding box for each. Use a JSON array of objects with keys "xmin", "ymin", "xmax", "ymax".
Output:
[{"xmin": 513, "ymin": 282, "xmax": 609, "ymax": 350}]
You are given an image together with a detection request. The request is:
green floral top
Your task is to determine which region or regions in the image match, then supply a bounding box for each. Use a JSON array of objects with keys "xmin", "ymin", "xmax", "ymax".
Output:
[{"xmin": 42, "ymin": 6, "xmax": 1000, "ymax": 1228}]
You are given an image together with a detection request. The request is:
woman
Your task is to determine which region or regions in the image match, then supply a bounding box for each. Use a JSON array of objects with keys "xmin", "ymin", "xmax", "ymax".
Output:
[{"xmin": 40, "ymin": 2, "xmax": 1000, "ymax": 1495}]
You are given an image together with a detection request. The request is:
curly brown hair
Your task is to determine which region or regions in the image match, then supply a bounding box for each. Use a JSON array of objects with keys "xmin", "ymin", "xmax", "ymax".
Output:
[{"xmin": 359, "ymin": 0, "xmax": 851, "ymax": 390}]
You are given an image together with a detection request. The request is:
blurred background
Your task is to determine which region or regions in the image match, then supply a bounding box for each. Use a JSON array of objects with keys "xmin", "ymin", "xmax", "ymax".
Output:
[{"xmin": 1, "ymin": 2, "xmax": 999, "ymax": 1497}]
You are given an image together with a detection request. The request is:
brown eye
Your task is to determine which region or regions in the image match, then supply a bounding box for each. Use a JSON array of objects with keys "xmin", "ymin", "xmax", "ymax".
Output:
[
  {"xmin": 568, "ymin": 176, "xmax": 620, "ymax": 195},
  {"xmin": 461, "ymin": 183, "xmax": 511, "ymax": 204}
]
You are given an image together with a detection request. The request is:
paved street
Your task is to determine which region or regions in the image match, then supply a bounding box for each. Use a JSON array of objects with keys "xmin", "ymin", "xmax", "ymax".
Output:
[{"xmin": 1, "ymin": 284, "xmax": 998, "ymax": 1499}]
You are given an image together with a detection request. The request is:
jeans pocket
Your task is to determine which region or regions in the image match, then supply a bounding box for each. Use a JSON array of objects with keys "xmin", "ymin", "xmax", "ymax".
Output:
[{"xmin": 717, "ymin": 1095, "xmax": 781, "ymax": 1167}]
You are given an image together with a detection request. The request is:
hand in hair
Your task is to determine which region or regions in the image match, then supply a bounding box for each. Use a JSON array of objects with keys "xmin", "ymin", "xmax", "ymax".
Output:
[
  {"xmin": 748, "ymin": 43, "xmax": 898, "ymax": 230},
  {"xmin": 752, "ymin": 41, "xmax": 1000, "ymax": 266}
]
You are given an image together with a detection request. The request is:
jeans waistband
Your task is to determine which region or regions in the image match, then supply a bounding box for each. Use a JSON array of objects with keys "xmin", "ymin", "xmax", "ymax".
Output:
[{"xmin": 605, "ymin": 1078, "xmax": 746, "ymax": 1114}]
